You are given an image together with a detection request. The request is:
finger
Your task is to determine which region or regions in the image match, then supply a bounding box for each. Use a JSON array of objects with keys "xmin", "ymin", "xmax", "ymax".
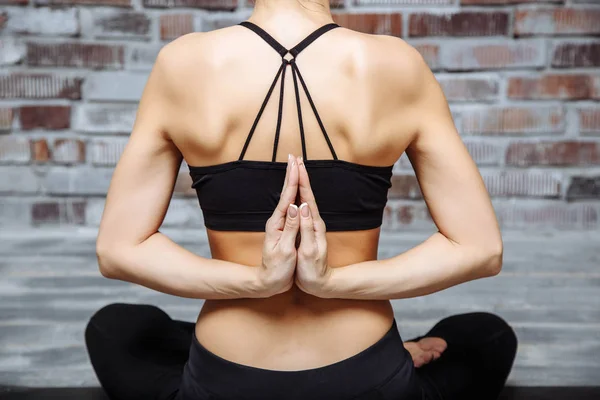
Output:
[
  {"xmin": 280, "ymin": 153, "xmax": 292, "ymax": 194},
  {"xmin": 269, "ymin": 155, "xmax": 299, "ymax": 230},
  {"xmin": 279, "ymin": 203, "xmax": 300, "ymax": 247},
  {"xmin": 296, "ymin": 156, "xmax": 322, "ymax": 222},
  {"xmin": 298, "ymin": 203, "xmax": 317, "ymax": 255}
]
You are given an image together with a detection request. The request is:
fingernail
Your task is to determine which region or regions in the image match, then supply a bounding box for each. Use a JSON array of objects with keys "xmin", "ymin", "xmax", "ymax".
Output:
[
  {"xmin": 298, "ymin": 156, "xmax": 303, "ymax": 166},
  {"xmin": 288, "ymin": 204, "xmax": 298, "ymax": 218},
  {"xmin": 300, "ymin": 203, "xmax": 309, "ymax": 217}
]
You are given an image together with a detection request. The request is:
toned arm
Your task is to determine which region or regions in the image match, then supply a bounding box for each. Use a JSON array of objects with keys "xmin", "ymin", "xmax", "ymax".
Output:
[
  {"xmin": 321, "ymin": 39, "xmax": 503, "ymax": 300},
  {"xmin": 95, "ymin": 38, "xmax": 266, "ymax": 300}
]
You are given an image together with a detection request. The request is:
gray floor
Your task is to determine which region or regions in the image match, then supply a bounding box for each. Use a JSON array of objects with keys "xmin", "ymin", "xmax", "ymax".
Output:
[{"xmin": 1, "ymin": 228, "xmax": 599, "ymax": 387}]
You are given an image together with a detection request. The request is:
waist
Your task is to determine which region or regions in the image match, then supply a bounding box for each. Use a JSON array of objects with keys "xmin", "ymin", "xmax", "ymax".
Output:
[
  {"xmin": 185, "ymin": 316, "xmax": 411, "ymax": 400},
  {"xmin": 194, "ymin": 285, "xmax": 394, "ymax": 370}
]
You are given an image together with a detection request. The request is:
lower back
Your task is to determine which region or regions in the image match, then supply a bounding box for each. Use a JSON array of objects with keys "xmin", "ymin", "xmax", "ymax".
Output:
[{"xmin": 194, "ymin": 227, "xmax": 395, "ymax": 370}]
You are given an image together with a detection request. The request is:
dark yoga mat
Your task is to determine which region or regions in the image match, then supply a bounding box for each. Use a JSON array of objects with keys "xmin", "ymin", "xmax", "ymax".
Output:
[{"xmin": 1, "ymin": 386, "xmax": 600, "ymax": 400}]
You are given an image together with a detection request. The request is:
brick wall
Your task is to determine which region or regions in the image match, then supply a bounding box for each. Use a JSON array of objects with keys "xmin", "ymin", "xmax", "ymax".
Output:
[{"xmin": 1, "ymin": 0, "xmax": 599, "ymax": 231}]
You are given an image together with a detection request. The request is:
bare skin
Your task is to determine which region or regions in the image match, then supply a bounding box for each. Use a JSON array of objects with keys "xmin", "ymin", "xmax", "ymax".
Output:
[{"xmin": 96, "ymin": 2, "xmax": 501, "ymax": 373}]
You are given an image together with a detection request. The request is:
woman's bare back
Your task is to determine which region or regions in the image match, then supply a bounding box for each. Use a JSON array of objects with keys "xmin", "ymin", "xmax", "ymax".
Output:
[{"xmin": 154, "ymin": 22, "xmax": 421, "ymax": 369}]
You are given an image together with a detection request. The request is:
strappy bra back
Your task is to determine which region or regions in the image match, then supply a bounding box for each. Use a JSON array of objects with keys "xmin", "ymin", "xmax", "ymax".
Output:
[{"xmin": 188, "ymin": 21, "xmax": 394, "ymax": 232}]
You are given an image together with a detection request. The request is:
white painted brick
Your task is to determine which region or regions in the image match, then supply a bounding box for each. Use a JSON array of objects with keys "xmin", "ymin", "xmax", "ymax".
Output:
[
  {"xmin": 4, "ymin": 8, "xmax": 79, "ymax": 36},
  {"xmin": 163, "ymin": 198, "xmax": 203, "ymax": 227},
  {"xmin": 83, "ymin": 72, "xmax": 147, "ymax": 102},
  {"xmin": 42, "ymin": 167, "xmax": 114, "ymax": 195},
  {"xmin": 0, "ymin": 136, "xmax": 30, "ymax": 164},
  {"xmin": 73, "ymin": 104, "xmax": 137, "ymax": 134},
  {"xmin": 355, "ymin": 0, "xmax": 453, "ymax": 4},
  {"xmin": 482, "ymin": 171, "xmax": 562, "ymax": 198},
  {"xmin": 126, "ymin": 44, "xmax": 162, "ymax": 71},
  {"xmin": 0, "ymin": 38, "xmax": 26, "ymax": 66},
  {"xmin": 85, "ymin": 198, "xmax": 106, "ymax": 226},
  {"xmin": 89, "ymin": 137, "xmax": 128, "ymax": 166},
  {"xmin": 0, "ymin": 167, "xmax": 39, "ymax": 194},
  {"xmin": 0, "ymin": 197, "xmax": 32, "ymax": 226}
]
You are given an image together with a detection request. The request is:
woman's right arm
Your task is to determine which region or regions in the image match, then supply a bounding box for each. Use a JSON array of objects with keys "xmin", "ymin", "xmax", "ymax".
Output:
[
  {"xmin": 315, "ymin": 39, "xmax": 503, "ymax": 300},
  {"xmin": 96, "ymin": 36, "xmax": 299, "ymax": 300}
]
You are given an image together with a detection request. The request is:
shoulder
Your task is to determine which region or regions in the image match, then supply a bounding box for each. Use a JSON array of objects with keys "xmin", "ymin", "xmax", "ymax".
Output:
[
  {"xmin": 152, "ymin": 27, "xmax": 236, "ymax": 95},
  {"xmin": 371, "ymin": 35, "xmax": 433, "ymax": 102},
  {"xmin": 334, "ymin": 29, "xmax": 433, "ymax": 102}
]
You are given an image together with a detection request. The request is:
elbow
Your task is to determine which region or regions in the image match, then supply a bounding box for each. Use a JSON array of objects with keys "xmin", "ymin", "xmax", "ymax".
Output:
[
  {"xmin": 481, "ymin": 240, "xmax": 503, "ymax": 277},
  {"xmin": 96, "ymin": 239, "xmax": 123, "ymax": 279}
]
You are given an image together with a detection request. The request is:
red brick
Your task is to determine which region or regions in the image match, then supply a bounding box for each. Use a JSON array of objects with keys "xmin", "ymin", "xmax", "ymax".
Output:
[
  {"xmin": 32, "ymin": 202, "xmax": 60, "ymax": 224},
  {"xmin": 484, "ymin": 171, "xmax": 561, "ymax": 198},
  {"xmin": 31, "ymin": 200, "xmax": 86, "ymax": 225},
  {"xmin": 0, "ymin": 136, "xmax": 30, "ymax": 163},
  {"xmin": 495, "ymin": 202, "xmax": 597, "ymax": 230},
  {"xmin": 20, "ymin": 106, "xmax": 70, "ymax": 130},
  {"xmin": 515, "ymin": 8, "xmax": 600, "ymax": 36},
  {"xmin": 389, "ymin": 174, "xmax": 421, "ymax": 199},
  {"xmin": 461, "ymin": 106, "xmax": 564, "ymax": 135},
  {"xmin": 409, "ymin": 12, "xmax": 508, "ymax": 37},
  {"xmin": 444, "ymin": 40, "xmax": 545, "ymax": 71},
  {"xmin": 438, "ymin": 77, "xmax": 498, "ymax": 102},
  {"xmin": 26, "ymin": 42, "xmax": 124, "ymax": 69},
  {"xmin": 552, "ymin": 42, "xmax": 600, "ymax": 68},
  {"xmin": 144, "ymin": 0, "xmax": 236, "ymax": 10},
  {"xmin": 0, "ymin": 74, "xmax": 82, "ymax": 99},
  {"xmin": 34, "ymin": 0, "xmax": 130, "ymax": 6},
  {"xmin": 332, "ymin": 13, "xmax": 402, "ymax": 36},
  {"xmin": 0, "ymin": 108, "xmax": 13, "ymax": 130},
  {"xmin": 174, "ymin": 171, "xmax": 195, "ymax": 196},
  {"xmin": 52, "ymin": 138, "xmax": 86, "ymax": 164},
  {"xmin": 160, "ymin": 14, "xmax": 194, "ymax": 41},
  {"xmin": 508, "ymin": 74, "xmax": 598, "ymax": 100},
  {"xmin": 0, "ymin": 12, "xmax": 7, "ymax": 31},
  {"xmin": 506, "ymin": 141, "xmax": 600, "ymax": 166},
  {"xmin": 32, "ymin": 139, "xmax": 50, "ymax": 162},
  {"xmin": 567, "ymin": 176, "xmax": 600, "ymax": 201},
  {"xmin": 579, "ymin": 108, "xmax": 600, "ymax": 135}
]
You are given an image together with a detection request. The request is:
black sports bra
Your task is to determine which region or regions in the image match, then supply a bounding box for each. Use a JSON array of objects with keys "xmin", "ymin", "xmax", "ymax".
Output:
[{"xmin": 188, "ymin": 20, "xmax": 394, "ymax": 232}]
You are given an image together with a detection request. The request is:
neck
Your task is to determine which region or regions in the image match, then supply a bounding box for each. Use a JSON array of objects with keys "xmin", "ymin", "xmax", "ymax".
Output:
[{"xmin": 249, "ymin": 0, "xmax": 334, "ymax": 27}]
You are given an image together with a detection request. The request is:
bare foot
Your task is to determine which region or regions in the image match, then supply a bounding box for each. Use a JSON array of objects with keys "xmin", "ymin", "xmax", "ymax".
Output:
[{"xmin": 403, "ymin": 337, "xmax": 447, "ymax": 368}]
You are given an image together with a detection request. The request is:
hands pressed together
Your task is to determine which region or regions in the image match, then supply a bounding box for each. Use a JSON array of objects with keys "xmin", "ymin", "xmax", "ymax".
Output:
[
  {"xmin": 259, "ymin": 154, "xmax": 333, "ymax": 298},
  {"xmin": 258, "ymin": 154, "xmax": 448, "ymax": 368}
]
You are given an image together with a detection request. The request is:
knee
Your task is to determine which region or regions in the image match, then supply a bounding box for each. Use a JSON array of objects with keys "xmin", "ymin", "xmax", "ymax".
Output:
[
  {"xmin": 463, "ymin": 312, "xmax": 518, "ymax": 357},
  {"xmin": 85, "ymin": 302, "xmax": 165, "ymax": 340},
  {"xmin": 431, "ymin": 312, "xmax": 518, "ymax": 353}
]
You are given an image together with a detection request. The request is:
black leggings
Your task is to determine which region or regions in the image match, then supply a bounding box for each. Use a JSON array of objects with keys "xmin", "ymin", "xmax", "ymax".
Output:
[{"xmin": 84, "ymin": 303, "xmax": 517, "ymax": 400}]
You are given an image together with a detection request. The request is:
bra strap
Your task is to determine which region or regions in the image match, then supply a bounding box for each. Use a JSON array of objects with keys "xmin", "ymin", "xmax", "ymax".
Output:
[
  {"xmin": 237, "ymin": 21, "xmax": 341, "ymax": 162},
  {"xmin": 238, "ymin": 21, "xmax": 340, "ymax": 58},
  {"xmin": 290, "ymin": 60, "xmax": 338, "ymax": 160},
  {"xmin": 238, "ymin": 21, "xmax": 288, "ymax": 58},
  {"xmin": 238, "ymin": 61, "xmax": 287, "ymax": 161}
]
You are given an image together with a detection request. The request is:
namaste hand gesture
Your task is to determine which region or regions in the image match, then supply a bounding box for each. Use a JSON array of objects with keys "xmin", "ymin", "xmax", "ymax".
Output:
[{"xmin": 259, "ymin": 154, "xmax": 332, "ymax": 297}]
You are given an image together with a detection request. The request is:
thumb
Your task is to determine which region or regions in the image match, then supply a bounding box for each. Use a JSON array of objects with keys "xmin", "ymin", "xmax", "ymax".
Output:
[{"xmin": 279, "ymin": 204, "xmax": 299, "ymax": 246}]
